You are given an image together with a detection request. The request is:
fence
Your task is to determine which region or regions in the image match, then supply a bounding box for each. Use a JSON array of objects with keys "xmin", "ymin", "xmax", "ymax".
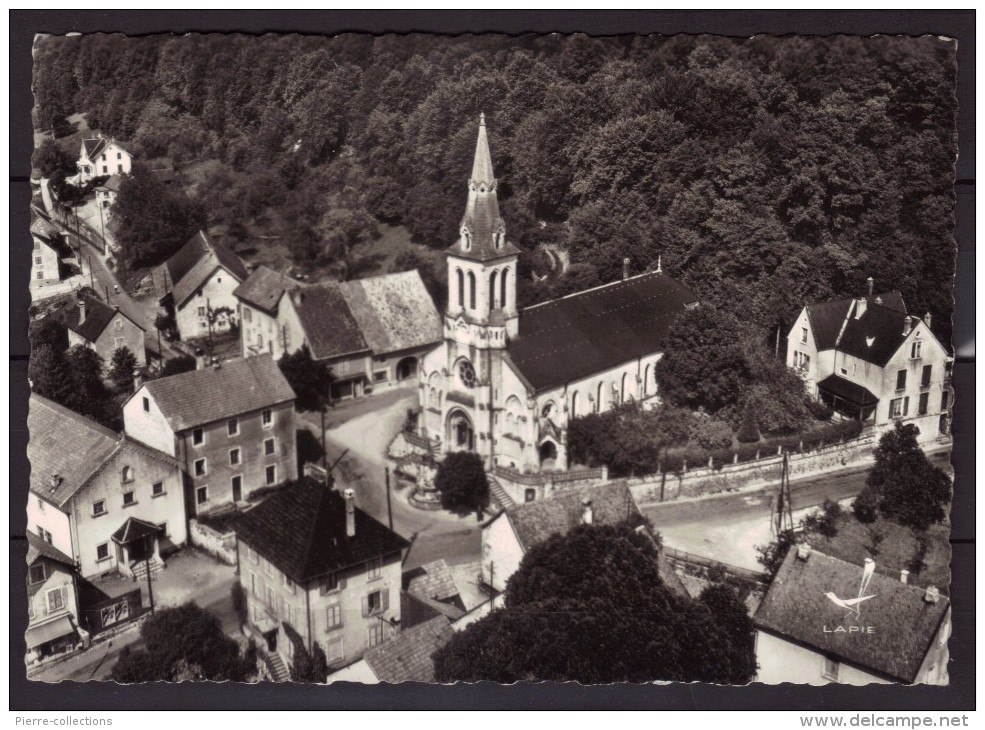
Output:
[{"xmin": 661, "ymin": 546, "xmax": 766, "ymax": 584}]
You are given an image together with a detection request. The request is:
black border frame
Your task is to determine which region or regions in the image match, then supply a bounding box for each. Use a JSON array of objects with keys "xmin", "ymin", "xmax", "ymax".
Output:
[{"xmin": 9, "ymin": 10, "xmax": 975, "ymax": 711}]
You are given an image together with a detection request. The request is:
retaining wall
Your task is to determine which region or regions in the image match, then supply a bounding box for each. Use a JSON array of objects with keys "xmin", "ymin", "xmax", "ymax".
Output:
[{"xmin": 188, "ymin": 518, "xmax": 237, "ymax": 566}]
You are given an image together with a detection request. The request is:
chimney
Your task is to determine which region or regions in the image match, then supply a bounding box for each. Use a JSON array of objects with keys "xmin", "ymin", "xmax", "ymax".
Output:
[
  {"xmin": 866, "ymin": 276, "xmax": 874, "ymax": 297},
  {"xmin": 903, "ymin": 316, "xmax": 914, "ymax": 336},
  {"xmin": 132, "ymin": 368, "xmax": 142, "ymax": 393},
  {"xmin": 923, "ymin": 312, "xmax": 932, "ymax": 329},
  {"xmin": 622, "ymin": 258, "xmax": 630, "ymax": 280},
  {"xmin": 900, "ymin": 569, "xmax": 909, "ymax": 585},
  {"xmin": 854, "ymin": 298, "xmax": 867, "ymax": 319},
  {"xmin": 344, "ymin": 488, "xmax": 356, "ymax": 537},
  {"xmin": 796, "ymin": 544, "xmax": 812, "ymax": 561},
  {"xmin": 581, "ymin": 498, "xmax": 593, "ymax": 525},
  {"xmin": 924, "ymin": 586, "xmax": 940, "ymax": 604},
  {"xmin": 48, "ymin": 473, "xmax": 62, "ymax": 491},
  {"xmin": 77, "ymin": 298, "xmax": 86, "ymax": 325}
]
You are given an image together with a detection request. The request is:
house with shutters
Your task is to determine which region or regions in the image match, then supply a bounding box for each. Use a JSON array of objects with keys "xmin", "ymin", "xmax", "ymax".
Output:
[
  {"xmin": 25, "ymin": 531, "xmax": 83, "ymax": 664},
  {"xmin": 77, "ymin": 136, "xmax": 132, "ymax": 183},
  {"xmin": 753, "ymin": 547, "xmax": 950, "ymax": 685},
  {"xmin": 48, "ymin": 292, "xmax": 147, "ymax": 368},
  {"xmin": 152, "ymin": 230, "xmax": 250, "ymax": 341},
  {"xmin": 27, "ymin": 394, "xmax": 187, "ymax": 582},
  {"xmin": 94, "ymin": 174, "xmax": 122, "ymax": 209},
  {"xmin": 122, "ymin": 354, "xmax": 297, "ymax": 516},
  {"xmin": 233, "ymin": 479, "xmax": 410, "ymax": 681},
  {"xmin": 787, "ymin": 283, "xmax": 953, "ymax": 443},
  {"xmin": 30, "ymin": 211, "xmax": 71, "ymax": 293}
]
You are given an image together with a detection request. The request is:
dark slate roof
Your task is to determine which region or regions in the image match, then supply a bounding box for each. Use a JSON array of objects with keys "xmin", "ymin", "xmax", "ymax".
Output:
[
  {"xmin": 82, "ymin": 137, "xmax": 109, "ymax": 160},
  {"xmin": 341, "ymin": 271, "xmax": 442, "ymax": 354},
  {"xmin": 817, "ymin": 374, "xmax": 880, "ymax": 407},
  {"xmin": 51, "ymin": 293, "xmax": 142, "ymax": 342},
  {"xmin": 504, "ymin": 481, "xmax": 639, "ymax": 551},
  {"xmin": 233, "ymin": 479, "xmax": 410, "ymax": 584},
  {"xmin": 27, "ymin": 531, "xmax": 75, "ymax": 568},
  {"xmin": 158, "ymin": 230, "xmax": 249, "ymax": 307},
  {"xmin": 507, "ymin": 272, "xmax": 698, "ymax": 392},
  {"xmin": 140, "ymin": 354, "xmax": 295, "ymax": 432},
  {"xmin": 362, "ymin": 615, "xmax": 454, "ymax": 683},
  {"xmin": 837, "ymin": 302, "xmax": 915, "ymax": 367},
  {"xmin": 96, "ymin": 174, "xmax": 122, "ymax": 192},
  {"xmin": 233, "ymin": 266, "xmax": 296, "ymax": 315},
  {"xmin": 805, "ymin": 292, "xmax": 906, "ymax": 352},
  {"xmin": 289, "ymin": 285, "xmax": 369, "ymax": 361},
  {"xmin": 112, "ymin": 517, "xmax": 161, "ymax": 545},
  {"xmin": 753, "ymin": 549, "xmax": 950, "ymax": 683}
]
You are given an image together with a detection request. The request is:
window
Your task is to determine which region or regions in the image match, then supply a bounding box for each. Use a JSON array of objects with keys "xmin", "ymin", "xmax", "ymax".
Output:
[
  {"xmin": 121, "ymin": 465, "xmax": 134, "ymax": 483},
  {"xmin": 115, "ymin": 319, "xmax": 124, "ymax": 330},
  {"xmin": 500, "ymin": 267, "xmax": 509, "ymax": 308},
  {"xmin": 194, "ymin": 458, "xmax": 207, "ymax": 476},
  {"xmin": 263, "ymin": 558, "xmax": 274, "ymax": 577},
  {"xmin": 320, "ymin": 572, "xmax": 343, "ymax": 595},
  {"xmin": 325, "ymin": 603, "xmax": 343, "ymax": 630},
  {"xmin": 489, "ymin": 270, "xmax": 498, "ymax": 308},
  {"xmin": 152, "ymin": 481, "xmax": 164, "ymax": 497},
  {"xmin": 92, "ymin": 500, "xmax": 106, "ymax": 517},
  {"xmin": 282, "ymin": 574, "xmax": 296, "ymax": 594},
  {"xmin": 114, "ymin": 337, "xmax": 125, "ymax": 349},
  {"xmin": 243, "ymin": 307, "xmax": 252, "ymax": 323},
  {"xmin": 35, "ymin": 256, "xmax": 42, "ymax": 265},
  {"xmin": 821, "ymin": 657, "xmax": 840, "ymax": 681},
  {"xmin": 117, "ymin": 152, "xmax": 122, "ymax": 160},
  {"xmin": 122, "ymin": 491, "xmax": 135, "ymax": 507},
  {"xmin": 366, "ymin": 557, "xmax": 382, "ymax": 580},
  {"xmin": 96, "ymin": 543, "xmax": 110, "ymax": 561},
  {"xmin": 911, "ymin": 341, "xmax": 922, "ymax": 359},
  {"xmin": 890, "ymin": 397, "xmax": 909, "ymax": 419},
  {"xmin": 265, "ymin": 465, "xmax": 277, "ymax": 486},
  {"xmin": 196, "ymin": 486, "xmax": 208, "ymax": 505},
  {"xmin": 142, "ymin": 396, "xmax": 150, "ymax": 412},
  {"xmin": 228, "ymin": 418, "xmax": 239, "ymax": 436},
  {"xmin": 192, "ymin": 428, "xmax": 204, "ymax": 446},
  {"xmin": 368, "ymin": 623, "xmax": 385, "ymax": 648},
  {"xmin": 373, "ymin": 371, "xmax": 387, "ymax": 382},
  {"xmin": 29, "ymin": 564, "xmax": 46, "ymax": 584},
  {"xmin": 229, "ymin": 448, "xmax": 241, "ymax": 466},
  {"xmin": 37, "ymin": 497, "xmax": 45, "ymax": 513},
  {"xmin": 456, "ymin": 269, "xmax": 464, "ymax": 307},
  {"xmin": 47, "ymin": 587, "xmax": 65, "ymax": 613},
  {"xmin": 895, "ymin": 370, "xmax": 907, "ymax": 391},
  {"xmin": 264, "ymin": 438, "xmax": 276, "ymax": 456},
  {"xmin": 36, "ymin": 271, "xmax": 43, "ymax": 280},
  {"xmin": 793, "ymin": 351, "xmax": 811, "ymax": 370},
  {"xmin": 840, "ymin": 367, "xmax": 848, "ymax": 376},
  {"xmin": 366, "ymin": 590, "xmax": 383, "ymax": 615},
  {"xmin": 39, "ymin": 527, "xmax": 53, "ymax": 545},
  {"xmin": 101, "ymin": 153, "xmax": 107, "ymax": 161},
  {"xmin": 918, "ymin": 392, "xmax": 930, "ymax": 416},
  {"xmin": 325, "ymin": 637, "xmax": 344, "ymax": 664},
  {"xmin": 232, "ymin": 475, "xmax": 243, "ymax": 501},
  {"xmin": 102, "ymin": 165, "xmax": 107, "ymax": 174},
  {"xmin": 941, "ymin": 391, "xmax": 950, "ymax": 411},
  {"xmin": 801, "ymin": 327, "xmax": 808, "ymax": 344},
  {"xmin": 921, "ymin": 365, "xmax": 932, "ymax": 388},
  {"xmin": 337, "ymin": 361, "xmax": 348, "ymax": 375},
  {"xmin": 468, "ymin": 271, "xmax": 477, "ymax": 309},
  {"xmin": 262, "ymin": 409, "xmax": 273, "ymax": 427},
  {"xmin": 197, "ymin": 306, "xmax": 206, "ymax": 317},
  {"xmin": 458, "ymin": 361, "xmax": 476, "ymax": 389},
  {"xmin": 525, "ymin": 488, "xmax": 536, "ymax": 503}
]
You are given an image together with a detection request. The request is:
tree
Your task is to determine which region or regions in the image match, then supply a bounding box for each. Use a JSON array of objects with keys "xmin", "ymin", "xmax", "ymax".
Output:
[
  {"xmin": 65, "ymin": 345, "xmax": 115, "ymax": 425},
  {"xmin": 161, "ymin": 354, "xmax": 197, "ymax": 377},
  {"xmin": 109, "ymin": 347, "xmax": 138, "ymax": 392},
  {"xmin": 736, "ymin": 402, "xmax": 760, "ymax": 443},
  {"xmin": 32, "ymin": 138, "xmax": 75, "ymax": 178},
  {"xmin": 858, "ymin": 422, "xmax": 951, "ymax": 531},
  {"xmin": 111, "ymin": 603, "xmax": 255, "ymax": 682},
  {"xmin": 433, "ymin": 523, "xmax": 757, "ymax": 684},
  {"xmin": 277, "ymin": 345, "xmax": 334, "ymax": 412},
  {"xmin": 698, "ymin": 584, "xmax": 758, "ymax": 683},
  {"xmin": 755, "ymin": 528, "xmax": 799, "ymax": 580},
  {"xmin": 434, "ymin": 451, "xmax": 489, "ymax": 516},
  {"xmin": 289, "ymin": 642, "xmax": 329, "ymax": 683}
]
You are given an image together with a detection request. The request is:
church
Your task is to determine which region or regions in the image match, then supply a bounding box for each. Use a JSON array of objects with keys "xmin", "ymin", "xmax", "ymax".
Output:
[{"xmin": 417, "ymin": 116, "xmax": 698, "ymax": 477}]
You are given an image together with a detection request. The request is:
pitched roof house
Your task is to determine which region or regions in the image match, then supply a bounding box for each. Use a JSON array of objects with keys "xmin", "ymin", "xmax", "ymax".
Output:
[
  {"xmin": 753, "ymin": 548, "xmax": 950, "ymax": 685},
  {"xmin": 77, "ymin": 137, "xmax": 132, "ymax": 183},
  {"xmin": 25, "ymin": 531, "xmax": 83, "ymax": 664},
  {"xmin": 787, "ymin": 285, "xmax": 953, "ymax": 442},
  {"xmin": 326, "ymin": 615, "xmax": 454, "ymax": 684},
  {"xmin": 234, "ymin": 479, "xmax": 410, "ymax": 679},
  {"xmin": 49, "ymin": 292, "xmax": 147, "ymax": 368}
]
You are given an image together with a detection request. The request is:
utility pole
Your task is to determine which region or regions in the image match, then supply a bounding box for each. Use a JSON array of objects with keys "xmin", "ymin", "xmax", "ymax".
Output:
[
  {"xmin": 321, "ymin": 406, "xmax": 329, "ymax": 488},
  {"xmin": 104, "ymin": 284, "xmax": 111, "ymax": 304},
  {"xmin": 145, "ymin": 551, "xmax": 155, "ymax": 614},
  {"xmin": 206, "ymin": 297, "xmax": 214, "ymax": 360},
  {"xmin": 385, "ymin": 467, "xmax": 393, "ymax": 531},
  {"xmin": 87, "ymin": 255, "xmax": 94, "ymax": 290}
]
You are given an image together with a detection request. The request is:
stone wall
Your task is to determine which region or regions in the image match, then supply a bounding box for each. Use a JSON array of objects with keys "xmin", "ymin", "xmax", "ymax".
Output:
[{"xmin": 189, "ymin": 518, "xmax": 237, "ymax": 566}]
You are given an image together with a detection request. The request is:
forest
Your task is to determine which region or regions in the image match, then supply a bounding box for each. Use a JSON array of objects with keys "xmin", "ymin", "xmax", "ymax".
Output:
[{"xmin": 33, "ymin": 32, "xmax": 958, "ymax": 344}]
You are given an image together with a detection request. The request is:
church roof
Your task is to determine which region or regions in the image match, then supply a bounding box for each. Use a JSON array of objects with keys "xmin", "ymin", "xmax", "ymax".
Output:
[{"xmin": 506, "ymin": 272, "xmax": 698, "ymax": 392}]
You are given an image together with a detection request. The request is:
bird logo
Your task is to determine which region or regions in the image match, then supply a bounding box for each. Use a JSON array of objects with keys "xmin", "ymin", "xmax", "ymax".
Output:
[{"xmin": 825, "ymin": 558, "xmax": 876, "ymax": 620}]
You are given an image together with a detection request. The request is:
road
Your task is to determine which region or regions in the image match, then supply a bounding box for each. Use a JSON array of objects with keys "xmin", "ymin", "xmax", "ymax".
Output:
[{"xmin": 643, "ymin": 450, "xmax": 951, "ymax": 571}]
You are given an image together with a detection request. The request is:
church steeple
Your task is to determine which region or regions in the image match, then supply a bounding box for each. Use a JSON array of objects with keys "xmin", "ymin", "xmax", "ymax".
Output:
[{"xmin": 470, "ymin": 113, "xmax": 495, "ymax": 187}]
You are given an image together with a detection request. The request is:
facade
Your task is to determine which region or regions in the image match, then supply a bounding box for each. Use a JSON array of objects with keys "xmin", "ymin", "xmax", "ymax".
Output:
[
  {"xmin": 30, "ymin": 210, "xmax": 71, "ymax": 291},
  {"xmin": 788, "ymin": 286, "xmax": 953, "ymax": 442},
  {"xmin": 233, "ymin": 480, "xmax": 410, "ymax": 678},
  {"xmin": 152, "ymin": 230, "xmax": 250, "ymax": 341},
  {"xmin": 122, "ymin": 354, "xmax": 298, "ymax": 516},
  {"xmin": 27, "ymin": 395, "xmax": 187, "ymax": 581},
  {"xmin": 419, "ymin": 116, "xmax": 698, "ymax": 474},
  {"xmin": 236, "ymin": 267, "xmax": 442, "ymax": 401},
  {"xmin": 52, "ymin": 293, "xmax": 147, "ymax": 368},
  {"xmin": 26, "ymin": 532, "xmax": 83, "ymax": 663},
  {"xmin": 94, "ymin": 174, "xmax": 122, "ymax": 209},
  {"xmin": 77, "ymin": 137, "xmax": 132, "ymax": 183},
  {"xmin": 753, "ymin": 547, "xmax": 951, "ymax": 685}
]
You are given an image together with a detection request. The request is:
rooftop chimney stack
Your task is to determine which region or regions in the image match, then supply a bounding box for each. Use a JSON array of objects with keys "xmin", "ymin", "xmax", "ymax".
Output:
[
  {"xmin": 903, "ymin": 316, "xmax": 914, "ymax": 336},
  {"xmin": 796, "ymin": 544, "xmax": 812, "ymax": 561},
  {"xmin": 924, "ymin": 585, "xmax": 940, "ymax": 604},
  {"xmin": 900, "ymin": 569, "xmax": 910, "ymax": 585},
  {"xmin": 622, "ymin": 258, "xmax": 630, "ymax": 281},
  {"xmin": 581, "ymin": 498, "xmax": 594, "ymax": 525},
  {"xmin": 866, "ymin": 276, "xmax": 874, "ymax": 297},
  {"xmin": 77, "ymin": 298, "xmax": 87, "ymax": 325},
  {"xmin": 923, "ymin": 312, "xmax": 932, "ymax": 329},
  {"xmin": 344, "ymin": 488, "xmax": 356, "ymax": 537}
]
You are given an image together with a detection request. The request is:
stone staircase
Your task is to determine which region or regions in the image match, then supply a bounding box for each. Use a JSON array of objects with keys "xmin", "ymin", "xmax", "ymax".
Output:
[
  {"xmin": 130, "ymin": 556, "xmax": 164, "ymax": 581},
  {"xmin": 487, "ymin": 474, "xmax": 515, "ymax": 511},
  {"xmin": 261, "ymin": 649, "xmax": 290, "ymax": 682}
]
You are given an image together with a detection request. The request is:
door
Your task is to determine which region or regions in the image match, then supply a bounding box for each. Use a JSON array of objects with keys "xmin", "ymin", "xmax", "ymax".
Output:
[
  {"xmin": 232, "ymin": 476, "xmax": 243, "ymax": 502},
  {"xmin": 129, "ymin": 537, "xmax": 148, "ymax": 563}
]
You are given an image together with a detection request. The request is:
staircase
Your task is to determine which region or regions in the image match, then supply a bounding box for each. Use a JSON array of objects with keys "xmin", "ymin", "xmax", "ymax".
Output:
[
  {"xmin": 130, "ymin": 557, "xmax": 164, "ymax": 581},
  {"xmin": 260, "ymin": 649, "xmax": 291, "ymax": 682},
  {"xmin": 488, "ymin": 474, "xmax": 515, "ymax": 511}
]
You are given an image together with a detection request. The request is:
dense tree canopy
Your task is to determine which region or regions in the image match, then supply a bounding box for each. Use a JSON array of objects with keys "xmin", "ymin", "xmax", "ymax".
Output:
[
  {"xmin": 34, "ymin": 33, "xmax": 957, "ymax": 343},
  {"xmin": 434, "ymin": 451, "xmax": 489, "ymax": 516},
  {"xmin": 432, "ymin": 523, "xmax": 756, "ymax": 683}
]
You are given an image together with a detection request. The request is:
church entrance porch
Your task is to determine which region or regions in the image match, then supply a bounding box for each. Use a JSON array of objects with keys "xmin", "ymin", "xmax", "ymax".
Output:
[{"xmin": 446, "ymin": 409, "xmax": 475, "ymax": 453}]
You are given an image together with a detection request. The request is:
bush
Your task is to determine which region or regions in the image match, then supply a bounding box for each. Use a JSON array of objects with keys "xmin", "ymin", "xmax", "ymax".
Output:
[
  {"xmin": 852, "ymin": 485, "xmax": 879, "ymax": 524},
  {"xmin": 689, "ymin": 417, "xmax": 733, "ymax": 450},
  {"xmin": 736, "ymin": 402, "xmax": 760, "ymax": 443}
]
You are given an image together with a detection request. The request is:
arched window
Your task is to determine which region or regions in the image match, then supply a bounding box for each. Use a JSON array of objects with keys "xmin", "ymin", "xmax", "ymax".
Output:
[
  {"xmin": 462, "ymin": 229, "xmax": 471, "ymax": 251},
  {"xmin": 121, "ymin": 466, "xmax": 134, "ymax": 484},
  {"xmin": 621, "ymin": 373, "xmax": 628, "ymax": 402},
  {"xmin": 571, "ymin": 392, "xmax": 579, "ymax": 418},
  {"xmin": 500, "ymin": 267, "xmax": 509, "ymax": 310},
  {"xmin": 456, "ymin": 269, "xmax": 464, "ymax": 308},
  {"xmin": 596, "ymin": 381, "xmax": 605, "ymax": 413},
  {"xmin": 468, "ymin": 271, "xmax": 476, "ymax": 310},
  {"xmin": 643, "ymin": 365, "xmax": 651, "ymax": 396},
  {"xmin": 489, "ymin": 270, "xmax": 498, "ymax": 309}
]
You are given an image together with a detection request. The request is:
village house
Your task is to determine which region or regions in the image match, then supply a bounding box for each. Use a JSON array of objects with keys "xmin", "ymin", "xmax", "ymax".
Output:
[
  {"xmin": 753, "ymin": 547, "xmax": 950, "ymax": 685},
  {"xmin": 30, "ymin": 211, "xmax": 71, "ymax": 291},
  {"xmin": 325, "ymin": 615, "xmax": 454, "ymax": 684},
  {"xmin": 94, "ymin": 174, "xmax": 122, "ymax": 209},
  {"xmin": 787, "ymin": 281, "xmax": 953, "ymax": 443},
  {"xmin": 77, "ymin": 136, "xmax": 132, "ymax": 183},
  {"xmin": 233, "ymin": 479, "xmax": 410, "ymax": 681},
  {"xmin": 417, "ymin": 116, "xmax": 698, "ymax": 479},
  {"xmin": 152, "ymin": 230, "xmax": 250, "ymax": 342},
  {"xmin": 49, "ymin": 292, "xmax": 147, "ymax": 368},
  {"xmin": 235, "ymin": 268, "xmax": 442, "ymax": 401},
  {"xmin": 27, "ymin": 394, "xmax": 188, "ymax": 582},
  {"xmin": 122, "ymin": 355, "xmax": 297, "ymax": 516},
  {"xmin": 26, "ymin": 532, "xmax": 84, "ymax": 664}
]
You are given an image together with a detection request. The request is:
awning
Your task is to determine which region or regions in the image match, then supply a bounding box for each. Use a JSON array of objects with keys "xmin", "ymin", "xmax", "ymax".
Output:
[
  {"xmin": 817, "ymin": 374, "xmax": 879, "ymax": 407},
  {"xmin": 26, "ymin": 614, "xmax": 76, "ymax": 649},
  {"xmin": 111, "ymin": 517, "xmax": 161, "ymax": 546}
]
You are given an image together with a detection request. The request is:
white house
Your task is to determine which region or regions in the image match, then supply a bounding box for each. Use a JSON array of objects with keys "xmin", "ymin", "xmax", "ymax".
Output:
[{"xmin": 77, "ymin": 137, "xmax": 132, "ymax": 183}]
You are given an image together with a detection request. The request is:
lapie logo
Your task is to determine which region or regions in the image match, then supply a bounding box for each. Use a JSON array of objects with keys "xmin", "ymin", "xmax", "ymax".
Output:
[{"xmin": 823, "ymin": 557, "xmax": 876, "ymax": 634}]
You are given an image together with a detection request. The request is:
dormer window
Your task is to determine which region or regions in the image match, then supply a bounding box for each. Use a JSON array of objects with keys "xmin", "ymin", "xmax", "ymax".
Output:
[{"xmin": 462, "ymin": 229, "xmax": 471, "ymax": 251}]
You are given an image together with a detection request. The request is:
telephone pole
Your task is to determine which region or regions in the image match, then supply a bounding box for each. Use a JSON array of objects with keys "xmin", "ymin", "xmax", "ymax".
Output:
[{"xmin": 385, "ymin": 467, "xmax": 393, "ymax": 531}]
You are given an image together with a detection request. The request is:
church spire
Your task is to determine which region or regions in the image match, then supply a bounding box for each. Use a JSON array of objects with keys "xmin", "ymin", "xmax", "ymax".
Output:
[{"xmin": 470, "ymin": 112, "xmax": 495, "ymax": 186}]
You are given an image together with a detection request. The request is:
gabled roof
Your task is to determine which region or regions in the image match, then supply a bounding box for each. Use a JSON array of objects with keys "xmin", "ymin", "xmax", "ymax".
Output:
[
  {"xmin": 803, "ymin": 292, "xmax": 906, "ymax": 355},
  {"xmin": 837, "ymin": 302, "xmax": 919, "ymax": 367},
  {"xmin": 361, "ymin": 615, "xmax": 454, "ymax": 684},
  {"xmin": 341, "ymin": 271, "xmax": 442, "ymax": 354},
  {"xmin": 82, "ymin": 137, "xmax": 110, "ymax": 160},
  {"xmin": 112, "ymin": 517, "xmax": 162, "ymax": 545},
  {"xmin": 95, "ymin": 174, "xmax": 122, "ymax": 192},
  {"xmin": 753, "ymin": 549, "xmax": 950, "ymax": 683},
  {"xmin": 405, "ymin": 559, "xmax": 459, "ymax": 603},
  {"xmin": 233, "ymin": 478, "xmax": 410, "ymax": 584},
  {"xmin": 139, "ymin": 354, "xmax": 295, "ymax": 432},
  {"xmin": 27, "ymin": 531, "xmax": 75, "ymax": 568},
  {"xmin": 507, "ymin": 272, "xmax": 698, "ymax": 392},
  {"xmin": 233, "ymin": 266, "xmax": 296, "ymax": 315},
  {"xmin": 287, "ymin": 284, "xmax": 369, "ymax": 361},
  {"xmin": 502, "ymin": 481, "xmax": 639, "ymax": 551},
  {"xmin": 50, "ymin": 293, "xmax": 143, "ymax": 343},
  {"xmin": 155, "ymin": 230, "xmax": 249, "ymax": 307}
]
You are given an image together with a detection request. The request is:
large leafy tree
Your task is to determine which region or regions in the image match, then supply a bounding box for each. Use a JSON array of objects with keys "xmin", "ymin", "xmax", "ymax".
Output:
[
  {"xmin": 109, "ymin": 346, "xmax": 138, "ymax": 393},
  {"xmin": 432, "ymin": 524, "xmax": 756, "ymax": 684},
  {"xmin": 434, "ymin": 451, "xmax": 489, "ymax": 516}
]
